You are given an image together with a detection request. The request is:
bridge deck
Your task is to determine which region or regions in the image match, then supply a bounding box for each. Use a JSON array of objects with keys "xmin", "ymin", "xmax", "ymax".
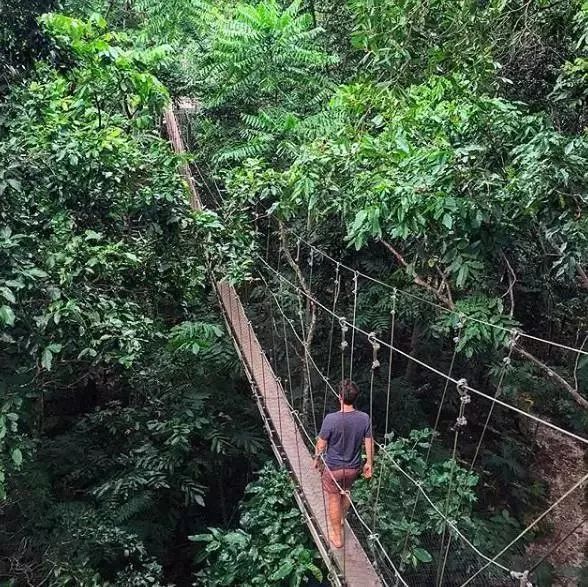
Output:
[{"xmin": 164, "ymin": 108, "xmax": 383, "ymax": 587}]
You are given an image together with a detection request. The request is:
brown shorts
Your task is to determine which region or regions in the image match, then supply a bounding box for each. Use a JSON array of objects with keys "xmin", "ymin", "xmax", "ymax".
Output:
[{"xmin": 321, "ymin": 467, "xmax": 361, "ymax": 495}]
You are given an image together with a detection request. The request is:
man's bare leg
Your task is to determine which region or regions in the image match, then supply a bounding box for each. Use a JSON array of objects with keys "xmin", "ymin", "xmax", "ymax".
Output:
[
  {"xmin": 327, "ymin": 492, "xmax": 343, "ymax": 548},
  {"xmin": 340, "ymin": 492, "xmax": 351, "ymax": 526}
]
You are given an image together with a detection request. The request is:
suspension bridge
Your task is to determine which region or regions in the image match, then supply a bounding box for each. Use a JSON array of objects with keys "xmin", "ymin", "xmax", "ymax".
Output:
[{"xmin": 164, "ymin": 106, "xmax": 588, "ymax": 587}]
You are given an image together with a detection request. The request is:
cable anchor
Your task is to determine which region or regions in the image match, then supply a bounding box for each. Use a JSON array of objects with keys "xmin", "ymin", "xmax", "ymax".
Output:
[{"xmin": 368, "ymin": 331, "xmax": 381, "ymax": 369}]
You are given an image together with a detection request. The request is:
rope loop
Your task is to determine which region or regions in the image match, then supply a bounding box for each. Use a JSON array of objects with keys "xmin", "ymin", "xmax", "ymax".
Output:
[
  {"xmin": 510, "ymin": 570, "xmax": 532, "ymax": 587},
  {"xmin": 367, "ymin": 532, "xmax": 380, "ymax": 542},
  {"xmin": 456, "ymin": 378, "xmax": 469, "ymax": 396},
  {"xmin": 352, "ymin": 271, "xmax": 359, "ymax": 294},
  {"xmin": 509, "ymin": 328, "xmax": 521, "ymax": 348},
  {"xmin": 368, "ymin": 331, "xmax": 381, "ymax": 370}
]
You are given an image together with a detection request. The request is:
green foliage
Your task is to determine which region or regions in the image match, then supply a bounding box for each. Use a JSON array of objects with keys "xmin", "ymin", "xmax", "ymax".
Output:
[
  {"xmin": 191, "ymin": 465, "xmax": 323, "ymax": 586},
  {"xmin": 353, "ymin": 429, "xmax": 479, "ymax": 569},
  {"xmin": 0, "ymin": 0, "xmax": 56, "ymax": 94},
  {"xmin": 347, "ymin": 0, "xmax": 499, "ymax": 84},
  {"xmin": 201, "ymin": 0, "xmax": 334, "ymax": 111}
]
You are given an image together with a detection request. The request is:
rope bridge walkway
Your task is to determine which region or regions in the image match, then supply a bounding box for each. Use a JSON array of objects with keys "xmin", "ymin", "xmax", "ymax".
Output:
[
  {"xmin": 165, "ymin": 108, "xmax": 384, "ymax": 586},
  {"xmin": 164, "ymin": 106, "xmax": 588, "ymax": 587}
]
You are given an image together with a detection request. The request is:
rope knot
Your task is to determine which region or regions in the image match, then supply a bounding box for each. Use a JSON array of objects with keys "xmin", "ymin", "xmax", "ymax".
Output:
[
  {"xmin": 367, "ymin": 532, "xmax": 380, "ymax": 542},
  {"xmin": 368, "ymin": 331, "xmax": 381, "ymax": 370},
  {"xmin": 509, "ymin": 328, "xmax": 521, "ymax": 348},
  {"xmin": 456, "ymin": 378, "xmax": 468, "ymax": 395},
  {"xmin": 510, "ymin": 570, "xmax": 531, "ymax": 587},
  {"xmin": 456, "ymin": 415, "xmax": 468, "ymax": 427}
]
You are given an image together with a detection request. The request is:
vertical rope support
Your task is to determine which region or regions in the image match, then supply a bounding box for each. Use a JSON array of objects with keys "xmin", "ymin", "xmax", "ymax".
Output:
[
  {"xmin": 367, "ymin": 332, "xmax": 381, "ymax": 429},
  {"xmin": 399, "ymin": 318, "xmax": 463, "ymax": 569},
  {"xmin": 440, "ymin": 328, "xmax": 518, "ymax": 576},
  {"xmin": 323, "ymin": 263, "xmax": 341, "ymax": 421},
  {"xmin": 349, "ymin": 271, "xmax": 359, "ymax": 381},
  {"xmin": 436, "ymin": 377, "xmax": 470, "ymax": 587},
  {"xmin": 372, "ymin": 290, "xmax": 396, "ymax": 539}
]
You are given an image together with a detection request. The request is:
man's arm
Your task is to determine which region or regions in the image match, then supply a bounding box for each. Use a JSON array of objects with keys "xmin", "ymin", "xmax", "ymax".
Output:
[
  {"xmin": 314, "ymin": 437, "xmax": 327, "ymax": 468},
  {"xmin": 363, "ymin": 436, "xmax": 374, "ymax": 479}
]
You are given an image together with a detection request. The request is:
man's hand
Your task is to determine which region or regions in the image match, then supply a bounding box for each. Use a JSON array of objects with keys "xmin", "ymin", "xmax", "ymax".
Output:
[{"xmin": 363, "ymin": 462, "xmax": 373, "ymax": 479}]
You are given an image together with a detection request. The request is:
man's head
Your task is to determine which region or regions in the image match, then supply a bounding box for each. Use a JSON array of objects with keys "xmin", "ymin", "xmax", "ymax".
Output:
[{"xmin": 338, "ymin": 379, "xmax": 360, "ymax": 406}]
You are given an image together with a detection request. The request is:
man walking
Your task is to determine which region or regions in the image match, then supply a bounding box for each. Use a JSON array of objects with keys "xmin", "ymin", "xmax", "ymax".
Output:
[{"xmin": 314, "ymin": 379, "xmax": 373, "ymax": 549}]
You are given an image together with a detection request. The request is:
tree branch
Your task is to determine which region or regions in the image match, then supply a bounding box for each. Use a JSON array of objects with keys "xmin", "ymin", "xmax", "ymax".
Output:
[
  {"xmin": 279, "ymin": 222, "xmax": 317, "ymax": 421},
  {"xmin": 513, "ymin": 345, "xmax": 588, "ymax": 409},
  {"xmin": 501, "ymin": 251, "xmax": 517, "ymax": 318},
  {"xmin": 380, "ymin": 240, "xmax": 587, "ymax": 409},
  {"xmin": 380, "ymin": 240, "xmax": 455, "ymax": 309},
  {"xmin": 577, "ymin": 265, "xmax": 588, "ymax": 290}
]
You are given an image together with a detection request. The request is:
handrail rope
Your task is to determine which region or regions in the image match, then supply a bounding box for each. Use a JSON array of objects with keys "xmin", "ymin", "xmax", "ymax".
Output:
[
  {"xmin": 260, "ymin": 271, "xmax": 407, "ymax": 585},
  {"xmin": 258, "ymin": 255, "xmax": 588, "ymax": 446},
  {"xmin": 459, "ymin": 471, "xmax": 588, "ymax": 587},
  {"xmin": 293, "ymin": 234, "xmax": 588, "ymax": 357},
  {"xmin": 261, "ymin": 267, "xmax": 508, "ymax": 576}
]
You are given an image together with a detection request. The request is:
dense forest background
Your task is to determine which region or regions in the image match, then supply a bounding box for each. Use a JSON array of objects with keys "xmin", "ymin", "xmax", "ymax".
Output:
[{"xmin": 0, "ymin": 0, "xmax": 587, "ymax": 586}]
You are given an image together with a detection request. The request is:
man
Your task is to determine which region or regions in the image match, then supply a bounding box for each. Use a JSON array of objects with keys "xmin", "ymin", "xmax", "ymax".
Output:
[{"xmin": 314, "ymin": 379, "xmax": 373, "ymax": 549}]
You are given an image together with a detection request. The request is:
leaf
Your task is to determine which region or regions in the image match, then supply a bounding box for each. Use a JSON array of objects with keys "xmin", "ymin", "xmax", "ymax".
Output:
[
  {"xmin": 0, "ymin": 305, "xmax": 15, "ymax": 326},
  {"xmin": 270, "ymin": 560, "xmax": 295, "ymax": 581},
  {"xmin": 413, "ymin": 547, "xmax": 432, "ymax": 563},
  {"xmin": 0, "ymin": 287, "xmax": 15, "ymax": 303},
  {"xmin": 7, "ymin": 179, "xmax": 21, "ymax": 192},
  {"xmin": 41, "ymin": 348, "xmax": 53, "ymax": 371},
  {"xmin": 11, "ymin": 448, "xmax": 23, "ymax": 467}
]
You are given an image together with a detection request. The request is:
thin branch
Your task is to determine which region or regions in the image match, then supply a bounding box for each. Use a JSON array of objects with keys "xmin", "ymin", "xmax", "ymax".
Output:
[
  {"xmin": 573, "ymin": 334, "xmax": 588, "ymax": 393},
  {"xmin": 279, "ymin": 221, "xmax": 317, "ymax": 421},
  {"xmin": 501, "ymin": 251, "xmax": 517, "ymax": 318},
  {"xmin": 577, "ymin": 265, "xmax": 588, "ymax": 290},
  {"xmin": 514, "ymin": 345, "xmax": 588, "ymax": 409},
  {"xmin": 380, "ymin": 240, "xmax": 455, "ymax": 309}
]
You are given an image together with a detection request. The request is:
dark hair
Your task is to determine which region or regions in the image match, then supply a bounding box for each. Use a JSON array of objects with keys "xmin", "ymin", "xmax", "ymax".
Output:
[{"xmin": 338, "ymin": 379, "xmax": 360, "ymax": 406}]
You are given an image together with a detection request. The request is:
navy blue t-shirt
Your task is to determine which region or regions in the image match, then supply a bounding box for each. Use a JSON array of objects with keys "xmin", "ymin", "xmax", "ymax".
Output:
[{"xmin": 319, "ymin": 410, "xmax": 372, "ymax": 470}]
